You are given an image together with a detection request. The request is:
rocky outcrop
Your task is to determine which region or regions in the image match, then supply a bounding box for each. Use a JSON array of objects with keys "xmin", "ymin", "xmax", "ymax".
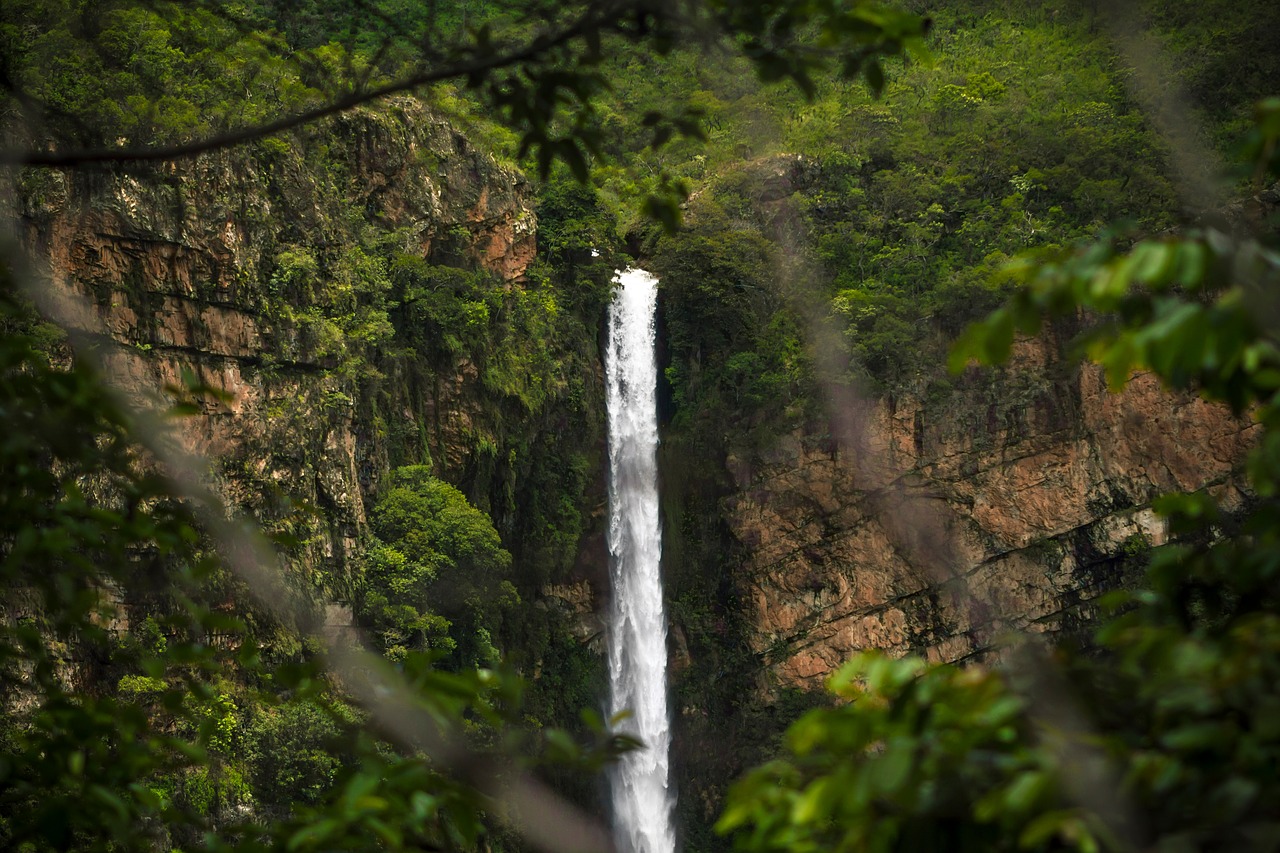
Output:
[
  {"xmin": 724, "ymin": 335, "xmax": 1256, "ymax": 688},
  {"xmin": 17, "ymin": 98, "xmax": 537, "ymax": 583}
]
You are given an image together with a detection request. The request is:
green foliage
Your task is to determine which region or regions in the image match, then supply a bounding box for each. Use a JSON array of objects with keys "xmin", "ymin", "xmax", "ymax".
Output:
[
  {"xmin": 243, "ymin": 699, "xmax": 349, "ymax": 806},
  {"xmin": 358, "ymin": 177, "xmax": 619, "ymax": 758},
  {"xmin": 389, "ymin": 247, "xmax": 590, "ymax": 416},
  {"xmin": 179, "ymin": 762, "xmax": 254, "ymax": 819},
  {"xmin": 534, "ymin": 174, "xmax": 622, "ymax": 315},
  {"xmin": 117, "ymin": 674, "xmax": 166, "ymax": 696},
  {"xmin": 719, "ymin": 103, "xmax": 1280, "ymax": 852},
  {"xmin": 718, "ymin": 654, "xmax": 1049, "ymax": 852},
  {"xmin": 654, "ymin": 200, "xmax": 817, "ymax": 451},
  {"xmin": 721, "ymin": 555, "xmax": 1280, "ymax": 851},
  {"xmin": 0, "ymin": 276, "xmax": 625, "ymax": 849},
  {"xmin": 0, "ymin": 279, "xmax": 248, "ymax": 850},
  {"xmin": 390, "ymin": 256, "xmax": 495, "ymax": 357},
  {"xmin": 1142, "ymin": 0, "xmax": 1280, "ymax": 146},
  {"xmin": 360, "ymin": 466, "xmax": 516, "ymax": 669},
  {"xmin": 2, "ymin": 0, "xmax": 927, "ymax": 230},
  {"xmin": 0, "ymin": 0, "xmax": 326, "ymax": 147},
  {"xmin": 269, "ymin": 246, "xmax": 395, "ymax": 378},
  {"xmin": 948, "ymin": 99, "xmax": 1280, "ymax": 418},
  {"xmin": 953, "ymin": 228, "xmax": 1280, "ymax": 407},
  {"xmin": 603, "ymin": 2, "xmax": 1187, "ymax": 395}
]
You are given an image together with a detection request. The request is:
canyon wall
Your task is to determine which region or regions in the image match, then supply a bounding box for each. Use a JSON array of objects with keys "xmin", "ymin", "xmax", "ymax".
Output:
[
  {"xmin": 667, "ymin": 312, "xmax": 1255, "ymax": 840},
  {"xmin": 724, "ymin": 336, "xmax": 1255, "ymax": 689},
  {"xmin": 16, "ymin": 98, "xmax": 539, "ymax": 587},
  {"xmin": 17, "ymin": 110, "xmax": 1255, "ymax": 687},
  {"xmin": 12, "ymin": 100, "xmax": 1261, "ymax": 847}
]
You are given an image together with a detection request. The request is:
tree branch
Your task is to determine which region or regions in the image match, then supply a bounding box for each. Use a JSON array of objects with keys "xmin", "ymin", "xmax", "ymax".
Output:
[{"xmin": 1, "ymin": 0, "xmax": 629, "ymax": 168}]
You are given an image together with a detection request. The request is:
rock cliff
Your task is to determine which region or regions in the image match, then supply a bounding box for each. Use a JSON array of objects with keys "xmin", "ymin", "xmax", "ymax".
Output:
[
  {"xmin": 657, "ymin": 156, "xmax": 1258, "ymax": 700},
  {"xmin": 16, "ymin": 98, "xmax": 539, "ymax": 586},
  {"xmin": 665, "ymin": 313, "xmax": 1255, "ymax": 839},
  {"xmin": 724, "ymin": 334, "xmax": 1255, "ymax": 688}
]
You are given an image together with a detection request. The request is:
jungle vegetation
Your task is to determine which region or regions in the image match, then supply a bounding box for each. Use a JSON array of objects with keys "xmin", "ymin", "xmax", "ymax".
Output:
[{"xmin": 1, "ymin": 0, "xmax": 1279, "ymax": 851}]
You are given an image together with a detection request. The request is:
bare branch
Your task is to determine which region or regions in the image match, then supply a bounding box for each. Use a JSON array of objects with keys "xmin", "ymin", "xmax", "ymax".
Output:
[
  {"xmin": 1101, "ymin": 0, "xmax": 1227, "ymax": 215},
  {"xmin": 1007, "ymin": 641, "xmax": 1150, "ymax": 852}
]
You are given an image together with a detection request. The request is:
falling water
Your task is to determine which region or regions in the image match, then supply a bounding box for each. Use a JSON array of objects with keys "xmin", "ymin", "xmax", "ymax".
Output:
[{"xmin": 605, "ymin": 267, "xmax": 676, "ymax": 853}]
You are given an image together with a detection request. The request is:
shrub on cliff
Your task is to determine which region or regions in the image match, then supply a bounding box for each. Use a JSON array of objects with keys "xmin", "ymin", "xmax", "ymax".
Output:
[
  {"xmin": 0, "ymin": 292, "xmax": 621, "ymax": 847},
  {"xmin": 360, "ymin": 466, "xmax": 517, "ymax": 669}
]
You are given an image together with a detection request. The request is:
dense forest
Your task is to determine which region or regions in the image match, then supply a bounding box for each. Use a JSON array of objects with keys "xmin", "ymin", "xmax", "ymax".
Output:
[{"xmin": 2, "ymin": 0, "xmax": 1279, "ymax": 851}]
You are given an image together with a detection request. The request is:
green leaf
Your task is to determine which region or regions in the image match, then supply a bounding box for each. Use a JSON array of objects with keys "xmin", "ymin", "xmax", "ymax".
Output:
[
  {"xmin": 1132, "ymin": 242, "xmax": 1177, "ymax": 287},
  {"xmin": 1019, "ymin": 809, "xmax": 1076, "ymax": 847},
  {"xmin": 1003, "ymin": 769, "xmax": 1048, "ymax": 814},
  {"xmin": 872, "ymin": 737, "xmax": 916, "ymax": 795},
  {"xmin": 287, "ymin": 818, "xmax": 341, "ymax": 851},
  {"xmin": 792, "ymin": 776, "xmax": 833, "ymax": 824}
]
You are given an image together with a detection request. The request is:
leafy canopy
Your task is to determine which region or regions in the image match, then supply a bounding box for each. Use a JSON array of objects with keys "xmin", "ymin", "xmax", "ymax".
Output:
[
  {"xmin": 361, "ymin": 466, "xmax": 517, "ymax": 669},
  {"xmin": 1, "ymin": 0, "xmax": 928, "ymax": 221}
]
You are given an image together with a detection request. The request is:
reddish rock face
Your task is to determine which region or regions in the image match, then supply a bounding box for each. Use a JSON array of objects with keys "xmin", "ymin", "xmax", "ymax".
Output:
[
  {"xmin": 726, "ymin": 334, "xmax": 1256, "ymax": 689},
  {"xmin": 18, "ymin": 99, "xmax": 537, "ymax": 582}
]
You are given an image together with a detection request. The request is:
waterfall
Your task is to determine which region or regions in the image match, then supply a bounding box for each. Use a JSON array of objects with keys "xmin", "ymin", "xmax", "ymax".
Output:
[{"xmin": 605, "ymin": 267, "xmax": 676, "ymax": 853}]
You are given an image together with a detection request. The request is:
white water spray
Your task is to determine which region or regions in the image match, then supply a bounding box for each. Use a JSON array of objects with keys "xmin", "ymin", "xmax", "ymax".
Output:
[{"xmin": 605, "ymin": 268, "xmax": 676, "ymax": 853}]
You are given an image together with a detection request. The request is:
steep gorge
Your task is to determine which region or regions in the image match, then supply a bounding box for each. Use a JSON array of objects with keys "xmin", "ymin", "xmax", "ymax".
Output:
[
  {"xmin": 659, "ymin": 307, "xmax": 1254, "ymax": 848},
  {"xmin": 14, "ymin": 92, "xmax": 1259, "ymax": 846}
]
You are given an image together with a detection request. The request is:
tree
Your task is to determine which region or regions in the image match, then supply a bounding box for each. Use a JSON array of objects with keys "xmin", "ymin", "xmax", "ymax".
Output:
[{"xmin": 361, "ymin": 465, "xmax": 518, "ymax": 668}]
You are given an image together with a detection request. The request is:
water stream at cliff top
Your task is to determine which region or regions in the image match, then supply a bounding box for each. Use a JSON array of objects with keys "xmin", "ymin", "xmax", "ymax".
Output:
[{"xmin": 605, "ymin": 267, "xmax": 676, "ymax": 853}]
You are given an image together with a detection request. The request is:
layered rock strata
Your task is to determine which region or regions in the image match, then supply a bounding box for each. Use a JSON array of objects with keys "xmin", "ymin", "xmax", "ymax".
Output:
[
  {"xmin": 725, "ymin": 337, "xmax": 1256, "ymax": 687},
  {"xmin": 15, "ymin": 99, "xmax": 536, "ymax": 583}
]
